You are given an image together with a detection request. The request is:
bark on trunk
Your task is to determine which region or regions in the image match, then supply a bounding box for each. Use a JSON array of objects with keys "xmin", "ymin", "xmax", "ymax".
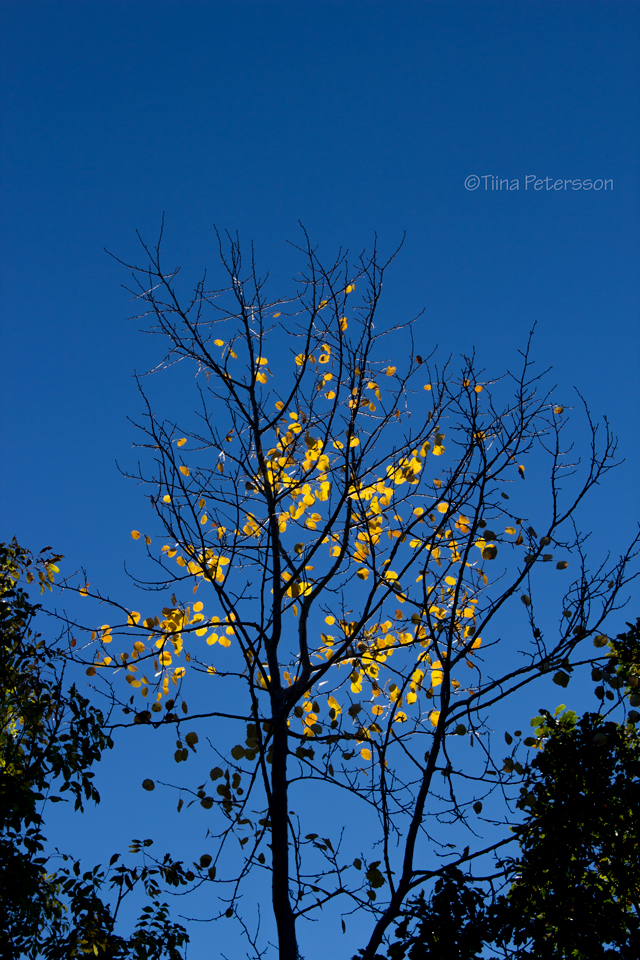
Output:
[{"xmin": 271, "ymin": 712, "xmax": 298, "ymax": 960}]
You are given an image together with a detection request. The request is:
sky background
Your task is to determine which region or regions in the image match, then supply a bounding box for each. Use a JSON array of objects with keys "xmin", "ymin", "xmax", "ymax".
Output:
[{"xmin": 1, "ymin": 1, "xmax": 639, "ymax": 957}]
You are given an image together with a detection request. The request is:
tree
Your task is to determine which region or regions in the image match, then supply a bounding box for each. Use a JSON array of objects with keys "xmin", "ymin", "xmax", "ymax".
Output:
[
  {"xmin": 388, "ymin": 619, "xmax": 640, "ymax": 959},
  {"xmin": 0, "ymin": 539, "xmax": 190, "ymax": 959},
  {"xmin": 65, "ymin": 231, "xmax": 638, "ymax": 959}
]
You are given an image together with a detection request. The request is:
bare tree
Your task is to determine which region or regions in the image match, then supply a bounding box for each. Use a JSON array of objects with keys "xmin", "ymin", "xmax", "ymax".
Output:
[{"xmin": 68, "ymin": 230, "xmax": 637, "ymax": 960}]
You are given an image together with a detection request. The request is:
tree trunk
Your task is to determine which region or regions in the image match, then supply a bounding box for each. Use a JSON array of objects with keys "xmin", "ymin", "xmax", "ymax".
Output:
[{"xmin": 270, "ymin": 711, "xmax": 298, "ymax": 960}]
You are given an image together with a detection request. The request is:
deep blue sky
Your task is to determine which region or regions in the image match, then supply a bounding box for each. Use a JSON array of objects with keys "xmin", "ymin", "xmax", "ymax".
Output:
[{"xmin": 1, "ymin": 1, "xmax": 639, "ymax": 956}]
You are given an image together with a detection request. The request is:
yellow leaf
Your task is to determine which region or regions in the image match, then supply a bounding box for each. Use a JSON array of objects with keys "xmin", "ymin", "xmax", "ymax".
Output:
[
  {"xmin": 505, "ymin": 526, "xmax": 516, "ymax": 535},
  {"xmin": 275, "ymin": 400, "xmax": 284, "ymax": 410},
  {"xmin": 474, "ymin": 385, "xmax": 483, "ymax": 393},
  {"xmin": 518, "ymin": 465, "xmax": 525, "ymax": 478},
  {"xmin": 127, "ymin": 611, "xmax": 141, "ymax": 625},
  {"xmin": 214, "ymin": 339, "xmax": 224, "ymax": 346},
  {"xmin": 179, "ymin": 465, "xmax": 190, "ymax": 477},
  {"xmin": 436, "ymin": 502, "xmax": 448, "ymax": 513},
  {"xmin": 424, "ymin": 384, "xmax": 432, "ymax": 391},
  {"xmin": 257, "ymin": 357, "xmax": 268, "ymax": 365},
  {"xmin": 385, "ymin": 366, "xmax": 396, "ymax": 376},
  {"xmin": 163, "ymin": 494, "xmax": 171, "ymax": 503},
  {"xmin": 349, "ymin": 437, "xmax": 360, "ymax": 448},
  {"xmin": 131, "ymin": 530, "xmax": 141, "ymax": 540},
  {"xmin": 193, "ymin": 602, "xmax": 204, "ymax": 612},
  {"xmin": 273, "ymin": 312, "xmax": 281, "ymax": 318},
  {"xmin": 554, "ymin": 405, "xmax": 564, "ymax": 414},
  {"xmin": 472, "ymin": 637, "xmax": 482, "ymax": 649},
  {"xmin": 356, "ymin": 568, "xmax": 369, "ymax": 580},
  {"xmin": 177, "ymin": 438, "xmax": 187, "ymax": 447},
  {"xmin": 360, "ymin": 747, "xmax": 372, "ymax": 760},
  {"xmin": 339, "ymin": 317, "xmax": 348, "ymax": 331},
  {"xmin": 325, "ymin": 615, "xmax": 335, "ymax": 625},
  {"xmin": 256, "ymin": 372, "xmax": 268, "ymax": 384},
  {"xmin": 429, "ymin": 710, "xmax": 440, "ymax": 727},
  {"xmin": 327, "ymin": 695, "xmax": 342, "ymax": 715}
]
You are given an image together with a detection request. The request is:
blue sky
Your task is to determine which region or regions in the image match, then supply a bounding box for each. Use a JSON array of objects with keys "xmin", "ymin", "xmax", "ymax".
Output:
[{"xmin": 1, "ymin": 1, "xmax": 639, "ymax": 956}]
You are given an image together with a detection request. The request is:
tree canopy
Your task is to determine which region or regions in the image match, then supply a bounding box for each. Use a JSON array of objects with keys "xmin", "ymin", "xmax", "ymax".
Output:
[
  {"xmin": 390, "ymin": 623, "xmax": 640, "ymax": 958},
  {"xmin": 0, "ymin": 539, "xmax": 190, "ymax": 959},
  {"xmin": 42, "ymin": 232, "xmax": 639, "ymax": 959}
]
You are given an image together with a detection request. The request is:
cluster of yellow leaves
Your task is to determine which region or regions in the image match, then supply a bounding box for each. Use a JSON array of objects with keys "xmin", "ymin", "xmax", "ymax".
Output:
[
  {"xmin": 294, "ymin": 344, "xmax": 331, "ymax": 367},
  {"xmin": 160, "ymin": 543, "xmax": 230, "ymax": 585},
  {"xmin": 116, "ymin": 338, "xmax": 547, "ymax": 732},
  {"xmin": 88, "ymin": 599, "xmax": 238, "ymax": 704}
]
